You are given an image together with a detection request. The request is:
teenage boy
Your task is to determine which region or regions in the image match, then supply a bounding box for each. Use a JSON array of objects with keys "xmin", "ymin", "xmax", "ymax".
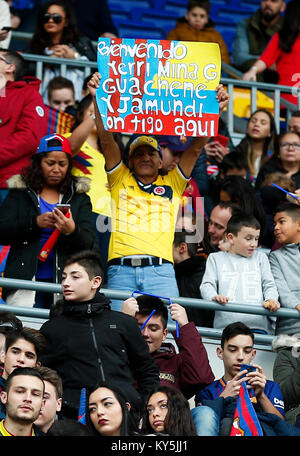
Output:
[
  {"xmin": 0, "ymin": 367, "xmax": 45, "ymax": 436},
  {"xmin": 122, "ymin": 294, "xmax": 214, "ymax": 397},
  {"xmin": 40, "ymin": 250, "xmax": 159, "ymax": 420},
  {"xmin": 34, "ymin": 366, "xmax": 63, "ymax": 434},
  {"xmin": 200, "ymin": 212, "xmax": 280, "ymax": 334},
  {"xmin": 122, "ymin": 295, "xmax": 219, "ymax": 436},
  {"xmin": 47, "ymin": 76, "xmax": 75, "ymax": 113},
  {"xmin": 195, "ymin": 322, "xmax": 285, "ymax": 424},
  {"xmin": 0, "ymin": 327, "xmax": 46, "ymax": 419},
  {"xmin": 269, "ymin": 203, "xmax": 300, "ymax": 335}
]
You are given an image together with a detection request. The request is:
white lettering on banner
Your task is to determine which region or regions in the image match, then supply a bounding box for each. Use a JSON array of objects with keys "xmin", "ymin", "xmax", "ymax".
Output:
[
  {"xmin": 97, "ymin": 38, "xmax": 220, "ymax": 136},
  {"xmin": 98, "ymin": 40, "xmax": 188, "ymax": 60}
]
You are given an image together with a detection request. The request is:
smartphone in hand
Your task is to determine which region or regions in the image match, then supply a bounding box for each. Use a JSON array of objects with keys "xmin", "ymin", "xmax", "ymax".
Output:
[
  {"xmin": 56, "ymin": 204, "xmax": 70, "ymax": 215},
  {"xmin": 240, "ymin": 363, "xmax": 256, "ymax": 380},
  {"xmin": 212, "ymin": 135, "xmax": 229, "ymax": 148}
]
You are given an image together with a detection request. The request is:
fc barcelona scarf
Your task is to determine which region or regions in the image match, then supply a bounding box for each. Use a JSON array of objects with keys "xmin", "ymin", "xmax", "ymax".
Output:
[
  {"xmin": 230, "ymin": 382, "xmax": 263, "ymax": 436},
  {"xmin": 44, "ymin": 105, "xmax": 75, "ymax": 135}
]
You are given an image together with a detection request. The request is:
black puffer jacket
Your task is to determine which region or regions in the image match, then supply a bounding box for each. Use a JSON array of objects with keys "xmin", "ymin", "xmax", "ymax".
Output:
[
  {"xmin": 0, "ymin": 175, "xmax": 95, "ymax": 299},
  {"xmin": 40, "ymin": 293, "xmax": 159, "ymax": 416}
]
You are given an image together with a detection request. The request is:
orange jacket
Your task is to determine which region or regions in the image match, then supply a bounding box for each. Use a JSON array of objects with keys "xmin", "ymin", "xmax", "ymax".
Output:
[{"xmin": 166, "ymin": 19, "xmax": 231, "ymax": 64}]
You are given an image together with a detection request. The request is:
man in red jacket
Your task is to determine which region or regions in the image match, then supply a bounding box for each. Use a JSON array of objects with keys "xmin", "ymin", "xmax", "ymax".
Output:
[{"xmin": 0, "ymin": 48, "xmax": 47, "ymax": 203}]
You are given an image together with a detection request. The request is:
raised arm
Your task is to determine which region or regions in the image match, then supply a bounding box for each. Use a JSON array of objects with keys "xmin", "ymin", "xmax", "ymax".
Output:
[
  {"xmin": 68, "ymin": 115, "xmax": 96, "ymax": 157},
  {"xmin": 178, "ymin": 84, "xmax": 230, "ymax": 178},
  {"xmin": 87, "ymin": 72, "xmax": 121, "ymax": 170}
]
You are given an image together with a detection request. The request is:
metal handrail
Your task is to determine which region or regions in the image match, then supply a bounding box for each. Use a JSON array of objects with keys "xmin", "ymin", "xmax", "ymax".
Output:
[
  {"xmin": 19, "ymin": 50, "xmax": 300, "ymax": 145},
  {"xmin": 0, "ymin": 277, "xmax": 296, "ymax": 346},
  {"xmin": 13, "ymin": 31, "xmax": 300, "ymax": 112}
]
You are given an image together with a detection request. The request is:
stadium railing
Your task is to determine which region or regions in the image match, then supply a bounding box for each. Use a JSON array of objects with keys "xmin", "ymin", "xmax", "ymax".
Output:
[
  {"xmin": 18, "ymin": 52, "xmax": 300, "ymax": 145},
  {"xmin": 0, "ymin": 277, "xmax": 297, "ymax": 347}
]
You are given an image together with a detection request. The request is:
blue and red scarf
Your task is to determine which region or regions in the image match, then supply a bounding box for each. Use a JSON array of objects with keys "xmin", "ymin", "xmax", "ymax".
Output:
[{"xmin": 230, "ymin": 382, "xmax": 263, "ymax": 436}]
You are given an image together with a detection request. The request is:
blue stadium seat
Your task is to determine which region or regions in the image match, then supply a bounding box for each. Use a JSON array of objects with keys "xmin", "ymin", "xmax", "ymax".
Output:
[
  {"xmin": 217, "ymin": 29, "xmax": 236, "ymax": 54},
  {"xmin": 106, "ymin": 0, "xmax": 267, "ymax": 53},
  {"xmin": 217, "ymin": 6, "xmax": 256, "ymax": 22},
  {"xmin": 108, "ymin": 0, "xmax": 151, "ymax": 13},
  {"xmin": 164, "ymin": 2, "xmax": 186, "ymax": 18},
  {"xmin": 134, "ymin": 8, "xmax": 179, "ymax": 29},
  {"xmin": 148, "ymin": 0, "xmax": 170, "ymax": 9},
  {"xmin": 113, "ymin": 19, "xmax": 163, "ymax": 39}
]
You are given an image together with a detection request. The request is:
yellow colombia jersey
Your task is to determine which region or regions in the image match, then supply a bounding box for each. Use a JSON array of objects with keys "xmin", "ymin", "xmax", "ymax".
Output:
[
  {"xmin": 0, "ymin": 420, "xmax": 35, "ymax": 436},
  {"xmin": 64, "ymin": 133, "xmax": 111, "ymax": 217},
  {"xmin": 107, "ymin": 162, "xmax": 189, "ymax": 263}
]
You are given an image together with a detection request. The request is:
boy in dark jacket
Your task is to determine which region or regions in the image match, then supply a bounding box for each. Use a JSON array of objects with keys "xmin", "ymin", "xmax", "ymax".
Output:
[{"xmin": 40, "ymin": 250, "xmax": 159, "ymax": 420}]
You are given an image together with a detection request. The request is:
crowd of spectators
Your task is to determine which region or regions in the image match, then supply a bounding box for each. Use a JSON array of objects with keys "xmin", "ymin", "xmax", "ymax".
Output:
[{"xmin": 0, "ymin": 0, "xmax": 300, "ymax": 438}]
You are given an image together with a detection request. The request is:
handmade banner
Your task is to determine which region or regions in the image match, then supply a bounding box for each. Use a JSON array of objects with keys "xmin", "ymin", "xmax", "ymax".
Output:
[{"xmin": 96, "ymin": 38, "xmax": 221, "ymax": 137}]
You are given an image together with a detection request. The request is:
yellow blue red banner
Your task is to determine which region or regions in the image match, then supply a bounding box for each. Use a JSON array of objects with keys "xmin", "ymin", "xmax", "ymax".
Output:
[{"xmin": 96, "ymin": 38, "xmax": 221, "ymax": 136}]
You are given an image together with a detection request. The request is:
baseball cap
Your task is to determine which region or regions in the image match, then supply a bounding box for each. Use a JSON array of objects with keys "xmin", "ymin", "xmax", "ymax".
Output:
[
  {"xmin": 158, "ymin": 135, "xmax": 192, "ymax": 153},
  {"xmin": 129, "ymin": 136, "xmax": 162, "ymax": 158},
  {"xmin": 37, "ymin": 134, "xmax": 72, "ymax": 156}
]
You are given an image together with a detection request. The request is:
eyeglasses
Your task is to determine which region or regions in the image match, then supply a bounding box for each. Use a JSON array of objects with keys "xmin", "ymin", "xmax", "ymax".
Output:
[
  {"xmin": 42, "ymin": 12, "xmax": 64, "ymax": 24},
  {"xmin": 280, "ymin": 142, "xmax": 300, "ymax": 149},
  {"xmin": 0, "ymin": 55, "xmax": 11, "ymax": 65}
]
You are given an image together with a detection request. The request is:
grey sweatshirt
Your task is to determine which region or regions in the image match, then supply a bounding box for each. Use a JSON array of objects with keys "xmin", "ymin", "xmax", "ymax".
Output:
[
  {"xmin": 200, "ymin": 250, "xmax": 278, "ymax": 334},
  {"xmin": 269, "ymin": 243, "xmax": 300, "ymax": 335}
]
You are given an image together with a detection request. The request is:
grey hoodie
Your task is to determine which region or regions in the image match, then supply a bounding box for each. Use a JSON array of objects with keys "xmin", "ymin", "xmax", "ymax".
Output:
[
  {"xmin": 200, "ymin": 250, "xmax": 278, "ymax": 333},
  {"xmin": 269, "ymin": 243, "xmax": 300, "ymax": 335}
]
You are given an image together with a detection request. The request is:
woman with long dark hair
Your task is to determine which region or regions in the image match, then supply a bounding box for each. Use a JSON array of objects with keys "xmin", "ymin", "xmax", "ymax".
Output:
[
  {"xmin": 243, "ymin": 0, "xmax": 300, "ymax": 106},
  {"xmin": 235, "ymin": 109, "xmax": 277, "ymax": 181},
  {"xmin": 86, "ymin": 382, "xmax": 138, "ymax": 436},
  {"xmin": 0, "ymin": 134, "xmax": 95, "ymax": 308},
  {"xmin": 28, "ymin": 0, "xmax": 96, "ymax": 101},
  {"xmin": 142, "ymin": 386, "xmax": 198, "ymax": 436}
]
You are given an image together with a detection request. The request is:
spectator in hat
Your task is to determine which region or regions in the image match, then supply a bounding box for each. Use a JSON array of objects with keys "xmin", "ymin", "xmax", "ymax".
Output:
[
  {"xmin": 87, "ymin": 72, "xmax": 229, "ymax": 312},
  {"xmin": 0, "ymin": 133, "xmax": 95, "ymax": 308}
]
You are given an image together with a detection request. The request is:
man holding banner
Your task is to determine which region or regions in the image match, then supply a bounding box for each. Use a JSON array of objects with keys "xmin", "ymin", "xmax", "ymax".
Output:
[{"xmin": 87, "ymin": 38, "xmax": 229, "ymax": 311}]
